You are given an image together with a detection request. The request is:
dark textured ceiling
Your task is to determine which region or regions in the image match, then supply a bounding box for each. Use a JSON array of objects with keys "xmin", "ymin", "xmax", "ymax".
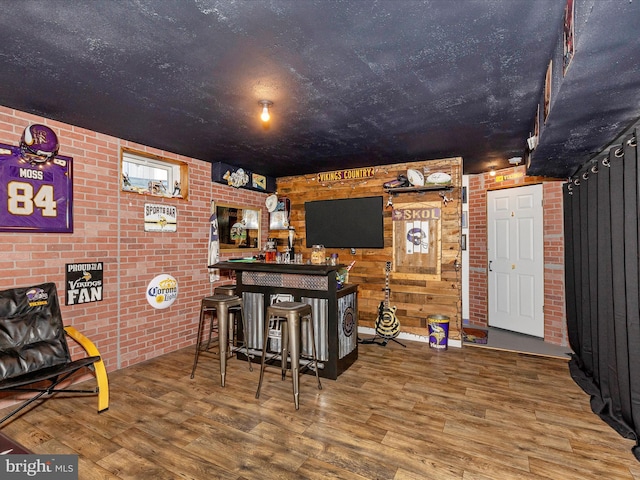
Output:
[{"xmin": 0, "ymin": 1, "xmax": 638, "ymax": 179}]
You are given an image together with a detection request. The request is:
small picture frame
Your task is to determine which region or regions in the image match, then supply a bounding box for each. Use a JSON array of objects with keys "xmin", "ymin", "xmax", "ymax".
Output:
[
  {"xmin": 544, "ymin": 60, "xmax": 552, "ymax": 122},
  {"xmin": 461, "ymin": 234, "xmax": 467, "ymax": 251},
  {"xmin": 563, "ymin": 0, "xmax": 575, "ymax": 76}
]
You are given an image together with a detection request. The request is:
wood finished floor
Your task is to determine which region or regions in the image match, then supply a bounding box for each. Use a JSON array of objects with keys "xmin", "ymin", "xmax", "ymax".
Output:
[{"xmin": 1, "ymin": 341, "xmax": 639, "ymax": 479}]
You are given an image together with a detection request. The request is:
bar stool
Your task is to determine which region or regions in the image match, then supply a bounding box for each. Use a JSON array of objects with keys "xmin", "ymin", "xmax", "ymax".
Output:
[
  {"xmin": 214, "ymin": 284, "xmax": 236, "ymax": 296},
  {"xmin": 214, "ymin": 284, "xmax": 244, "ymax": 363},
  {"xmin": 190, "ymin": 294, "xmax": 252, "ymax": 386},
  {"xmin": 255, "ymin": 301, "xmax": 322, "ymax": 409}
]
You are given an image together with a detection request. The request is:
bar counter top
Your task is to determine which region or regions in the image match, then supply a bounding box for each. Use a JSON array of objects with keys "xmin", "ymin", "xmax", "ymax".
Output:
[{"xmin": 211, "ymin": 260, "xmax": 346, "ymax": 276}]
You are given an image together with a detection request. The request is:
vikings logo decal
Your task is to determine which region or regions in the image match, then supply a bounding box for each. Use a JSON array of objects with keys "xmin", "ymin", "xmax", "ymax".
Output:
[
  {"xmin": 429, "ymin": 323, "xmax": 446, "ymax": 344},
  {"xmin": 342, "ymin": 306, "xmax": 355, "ymax": 337},
  {"xmin": 26, "ymin": 287, "xmax": 49, "ymax": 307}
]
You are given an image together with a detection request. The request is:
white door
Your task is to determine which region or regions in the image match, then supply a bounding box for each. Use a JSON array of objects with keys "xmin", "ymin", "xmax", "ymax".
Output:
[{"xmin": 487, "ymin": 184, "xmax": 544, "ymax": 337}]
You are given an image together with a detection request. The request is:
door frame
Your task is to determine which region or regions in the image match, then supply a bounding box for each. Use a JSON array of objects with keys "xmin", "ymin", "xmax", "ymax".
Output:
[{"xmin": 487, "ymin": 184, "xmax": 544, "ymax": 337}]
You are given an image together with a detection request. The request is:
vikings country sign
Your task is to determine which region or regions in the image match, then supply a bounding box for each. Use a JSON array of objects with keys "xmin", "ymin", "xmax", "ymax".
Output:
[
  {"xmin": 0, "ymin": 125, "xmax": 73, "ymax": 233},
  {"xmin": 317, "ymin": 166, "xmax": 375, "ymax": 183}
]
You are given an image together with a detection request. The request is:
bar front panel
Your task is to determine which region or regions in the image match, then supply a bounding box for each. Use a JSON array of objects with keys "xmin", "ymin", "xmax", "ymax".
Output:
[
  {"xmin": 336, "ymin": 291, "xmax": 358, "ymax": 359},
  {"xmin": 243, "ymin": 292, "xmax": 330, "ymax": 363}
]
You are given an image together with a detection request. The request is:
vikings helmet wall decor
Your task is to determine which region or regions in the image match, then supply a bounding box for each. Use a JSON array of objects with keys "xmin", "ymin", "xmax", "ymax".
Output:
[
  {"xmin": 20, "ymin": 124, "xmax": 59, "ymax": 163},
  {"xmin": 407, "ymin": 227, "xmax": 429, "ymax": 248}
]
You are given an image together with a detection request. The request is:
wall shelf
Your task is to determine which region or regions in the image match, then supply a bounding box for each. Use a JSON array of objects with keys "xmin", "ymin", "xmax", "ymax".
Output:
[{"xmin": 384, "ymin": 184, "xmax": 453, "ymax": 195}]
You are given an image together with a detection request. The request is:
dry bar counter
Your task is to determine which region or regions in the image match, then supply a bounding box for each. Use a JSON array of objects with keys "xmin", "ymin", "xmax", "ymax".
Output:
[{"xmin": 213, "ymin": 261, "xmax": 358, "ymax": 379}]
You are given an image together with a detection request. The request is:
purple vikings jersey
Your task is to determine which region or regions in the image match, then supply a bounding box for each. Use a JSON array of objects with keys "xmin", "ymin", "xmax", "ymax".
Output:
[{"xmin": 0, "ymin": 142, "xmax": 73, "ymax": 232}]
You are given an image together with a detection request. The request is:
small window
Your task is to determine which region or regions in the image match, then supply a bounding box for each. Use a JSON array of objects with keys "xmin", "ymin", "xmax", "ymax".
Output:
[{"xmin": 121, "ymin": 148, "xmax": 188, "ymax": 199}]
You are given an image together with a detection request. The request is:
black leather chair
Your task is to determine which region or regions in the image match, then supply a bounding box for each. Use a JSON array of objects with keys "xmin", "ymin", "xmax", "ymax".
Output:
[{"xmin": 0, "ymin": 282, "xmax": 109, "ymax": 425}]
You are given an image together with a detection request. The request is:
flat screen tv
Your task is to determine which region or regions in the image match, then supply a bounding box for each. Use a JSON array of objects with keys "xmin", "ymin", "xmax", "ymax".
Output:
[{"xmin": 304, "ymin": 196, "xmax": 384, "ymax": 249}]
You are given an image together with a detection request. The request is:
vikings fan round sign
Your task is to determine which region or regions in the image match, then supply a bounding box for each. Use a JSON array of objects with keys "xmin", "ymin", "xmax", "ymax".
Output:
[{"xmin": 146, "ymin": 274, "xmax": 178, "ymax": 309}]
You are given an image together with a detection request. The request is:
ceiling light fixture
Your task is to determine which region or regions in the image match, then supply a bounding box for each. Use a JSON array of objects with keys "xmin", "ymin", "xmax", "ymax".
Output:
[
  {"xmin": 489, "ymin": 167, "xmax": 496, "ymax": 177},
  {"xmin": 259, "ymin": 100, "xmax": 273, "ymax": 122}
]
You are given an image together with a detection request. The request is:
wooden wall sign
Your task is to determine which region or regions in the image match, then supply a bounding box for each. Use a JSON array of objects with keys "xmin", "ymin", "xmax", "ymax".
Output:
[
  {"xmin": 392, "ymin": 202, "xmax": 441, "ymax": 278},
  {"xmin": 317, "ymin": 166, "xmax": 375, "ymax": 183}
]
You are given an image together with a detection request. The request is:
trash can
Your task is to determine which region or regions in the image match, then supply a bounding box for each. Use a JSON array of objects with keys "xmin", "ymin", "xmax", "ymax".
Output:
[{"xmin": 428, "ymin": 314, "xmax": 449, "ymax": 350}]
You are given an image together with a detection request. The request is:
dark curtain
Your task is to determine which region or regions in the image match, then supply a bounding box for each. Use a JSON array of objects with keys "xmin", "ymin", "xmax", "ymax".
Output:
[{"xmin": 564, "ymin": 128, "xmax": 640, "ymax": 460}]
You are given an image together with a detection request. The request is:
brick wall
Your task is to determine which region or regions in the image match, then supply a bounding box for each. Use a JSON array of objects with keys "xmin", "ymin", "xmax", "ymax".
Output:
[
  {"xmin": 467, "ymin": 166, "xmax": 567, "ymax": 346},
  {"xmin": 0, "ymin": 106, "xmax": 268, "ymax": 372}
]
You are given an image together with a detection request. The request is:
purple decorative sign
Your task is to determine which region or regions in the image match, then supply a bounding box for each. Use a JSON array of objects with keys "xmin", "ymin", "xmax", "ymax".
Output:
[{"xmin": 0, "ymin": 143, "xmax": 73, "ymax": 233}]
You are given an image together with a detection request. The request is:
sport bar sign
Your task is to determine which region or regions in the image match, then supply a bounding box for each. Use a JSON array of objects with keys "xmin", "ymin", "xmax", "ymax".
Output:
[
  {"xmin": 0, "ymin": 143, "xmax": 73, "ymax": 233},
  {"xmin": 144, "ymin": 203, "xmax": 177, "ymax": 232}
]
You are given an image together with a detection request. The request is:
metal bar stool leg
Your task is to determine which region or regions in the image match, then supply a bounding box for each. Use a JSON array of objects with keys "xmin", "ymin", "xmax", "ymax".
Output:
[
  {"xmin": 218, "ymin": 303, "xmax": 230, "ymax": 387},
  {"xmin": 281, "ymin": 317, "xmax": 289, "ymax": 381},
  {"xmin": 236, "ymin": 302, "xmax": 253, "ymax": 371},
  {"xmin": 190, "ymin": 302, "xmax": 208, "ymax": 379},
  {"xmin": 287, "ymin": 312, "xmax": 301, "ymax": 409},
  {"xmin": 306, "ymin": 311, "xmax": 322, "ymax": 391},
  {"xmin": 203, "ymin": 308, "xmax": 216, "ymax": 351},
  {"xmin": 255, "ymin": 312, "xmax": 271, "ymax": 400}
]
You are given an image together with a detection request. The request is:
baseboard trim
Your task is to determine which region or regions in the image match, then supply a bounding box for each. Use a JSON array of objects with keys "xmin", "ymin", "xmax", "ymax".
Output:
[{"xmin": 357, "ymin": 326, "xmax": 462, "ymax": 349}]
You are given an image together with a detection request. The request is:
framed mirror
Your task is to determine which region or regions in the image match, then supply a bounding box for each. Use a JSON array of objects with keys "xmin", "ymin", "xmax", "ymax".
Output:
[{"xmin": 216, "ymin": 203, "xmax": 261, "ymax": 251}]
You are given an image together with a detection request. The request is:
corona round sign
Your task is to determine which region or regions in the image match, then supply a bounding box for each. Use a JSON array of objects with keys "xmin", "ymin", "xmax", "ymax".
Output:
[{"xmin": 146, "ymin": 274, "xmax": 178, "ymax": 309}]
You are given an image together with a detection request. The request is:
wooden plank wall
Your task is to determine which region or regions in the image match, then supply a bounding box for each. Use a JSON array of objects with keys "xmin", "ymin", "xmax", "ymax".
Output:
[{"xmin": 274, "ymin": 157, "xmax": 463, "ymax": 341}]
